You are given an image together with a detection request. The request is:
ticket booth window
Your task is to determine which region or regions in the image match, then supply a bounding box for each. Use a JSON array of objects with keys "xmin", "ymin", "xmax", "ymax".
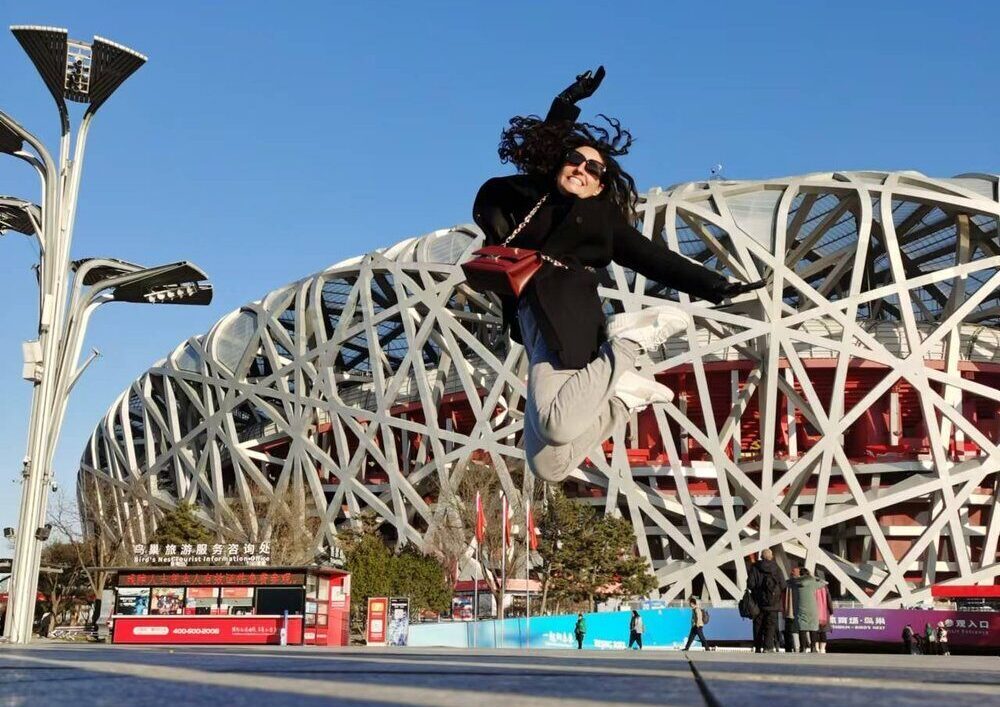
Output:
[
  {"xmin": 255, "ymin": 586, "xmax": 305, "ymax": 617},
  {"xmin": 220, "ymin": 587, "xmax": 254, "ymax": 615},
  {"xmin": 185, "ymin": 587, "xmax": 220, "ymax": 615}
]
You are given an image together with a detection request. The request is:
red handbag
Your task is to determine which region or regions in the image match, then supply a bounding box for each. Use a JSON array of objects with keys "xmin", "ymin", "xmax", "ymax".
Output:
[{"xmin": 462, "ymin": 195, "xmax": 563, "ymax": 297}]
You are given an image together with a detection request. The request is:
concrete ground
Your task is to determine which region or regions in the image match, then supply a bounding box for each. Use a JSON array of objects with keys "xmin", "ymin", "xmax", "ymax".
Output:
[{"xmin": 0, "ymin": 643, "xmax": 997, "ymax": 706}]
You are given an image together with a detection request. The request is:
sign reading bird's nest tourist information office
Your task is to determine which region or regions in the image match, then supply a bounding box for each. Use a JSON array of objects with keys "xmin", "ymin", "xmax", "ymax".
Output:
[{"xmin": 131, "ymin": 542, "xmax": 272, "ymax": 567}]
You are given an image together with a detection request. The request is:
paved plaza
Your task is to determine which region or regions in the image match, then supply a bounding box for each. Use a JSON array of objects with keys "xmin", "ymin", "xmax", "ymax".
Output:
[{"xmin": 0, "ymin": 643, "xmax": 997, "ymax": 706}]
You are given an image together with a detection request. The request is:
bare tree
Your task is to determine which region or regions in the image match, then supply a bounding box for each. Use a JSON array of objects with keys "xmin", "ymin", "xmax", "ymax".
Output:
[
  {"xmin": 426, "ymin": 457, "xmax": 539, "ymax": 616},
  {"xmin": 223, "ymin": 487, "xmax": 323, "ymax": 565},
  {"xmin": 48, "ymin": 490, "xmax": 135, "ymax": 622}
]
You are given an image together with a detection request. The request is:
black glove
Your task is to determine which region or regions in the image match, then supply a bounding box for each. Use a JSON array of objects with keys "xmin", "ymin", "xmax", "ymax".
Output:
[
  {"xmin": 716, "ymin": 279, "xmax": 767, "ymax": 300},
  {"xmin": 557, "ymin": 66, "xmax": 606, "ymax": 104}
]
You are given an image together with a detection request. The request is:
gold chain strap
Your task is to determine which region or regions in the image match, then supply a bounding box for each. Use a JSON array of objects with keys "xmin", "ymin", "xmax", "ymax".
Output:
[
  {"xmin": 502, "ymin": 194, "xmax": 549, "ymax": 247},
  {"xmin": 502, "ymin": 194, "xmax": 574, "ymax": 271}
]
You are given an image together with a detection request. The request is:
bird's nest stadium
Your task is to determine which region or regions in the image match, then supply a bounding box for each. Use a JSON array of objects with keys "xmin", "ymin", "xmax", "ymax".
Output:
[{"xmin": 78, "ymin": 170, "xmax": 1000, "ymax": 606}]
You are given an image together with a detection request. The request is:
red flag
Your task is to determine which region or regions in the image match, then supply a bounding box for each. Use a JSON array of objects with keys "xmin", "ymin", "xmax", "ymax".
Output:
[
  {"xmin": 526, "ymin": 500, "xmax": 538, "ymax": 551},
  {"xmin": 475, "ymin": 491, "xmax": 486, "ymax": 544},
  {"xmin": 502, "ymin": 493, "xmax": 512, "ymax": 548}
]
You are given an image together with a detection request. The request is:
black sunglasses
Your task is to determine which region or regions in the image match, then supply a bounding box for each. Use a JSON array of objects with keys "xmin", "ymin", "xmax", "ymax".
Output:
[{"xmin": 564, "ymin": 150, "xmax": 607, "ymax": 180}]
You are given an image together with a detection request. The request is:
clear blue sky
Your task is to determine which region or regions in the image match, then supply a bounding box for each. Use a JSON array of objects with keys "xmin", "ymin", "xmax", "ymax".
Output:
[{"xmin": 1, "ymin": 0, "xmax": 998, "ymax": 534}]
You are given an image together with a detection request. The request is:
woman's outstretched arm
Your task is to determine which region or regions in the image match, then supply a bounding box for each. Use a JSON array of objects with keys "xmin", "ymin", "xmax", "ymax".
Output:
[
  {"xmin": 544, "ymin": 66, "xmax": 605, "ymax": 124},
  {"xmin": 612, "ymin": 208, "xmax": 766, "ymax": 302},
  {"xmin": 611, "ymin": 215, "xmax": 732, "ymax": 303}
]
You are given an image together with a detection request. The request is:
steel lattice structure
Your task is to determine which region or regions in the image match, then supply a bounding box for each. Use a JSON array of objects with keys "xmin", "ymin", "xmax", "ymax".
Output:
[{"xmin": 79, "ymin": 171, "xmax": 1000, "ymax": 606}]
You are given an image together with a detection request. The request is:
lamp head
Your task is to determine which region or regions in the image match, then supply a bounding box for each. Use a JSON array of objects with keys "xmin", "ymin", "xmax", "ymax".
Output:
[
  {"xmin": 111, "ymin": 262, "xmax": 214, "ymax": 306},
  {"xmin": 0, "ymin": 122, "xmax": 23, "ymax": 154},
  {"xmin": 0, "ymin": 198, "xmax": 41, "ymax": 235},
  {"xmin": 10, "ymin": 26, "xmax": 147, "ymax": 114}
]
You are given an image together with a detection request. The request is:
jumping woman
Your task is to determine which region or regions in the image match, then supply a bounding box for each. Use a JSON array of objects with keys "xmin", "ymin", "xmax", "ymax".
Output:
[{"xmin": 472, "ymin": 67, "xmax": 763, "ymax": 483}]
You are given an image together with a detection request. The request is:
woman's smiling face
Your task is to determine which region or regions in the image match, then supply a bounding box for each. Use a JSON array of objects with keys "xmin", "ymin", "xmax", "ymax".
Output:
[{"xmin": 555, "ymin": 146, "xmax": 605, "ymax": 199}]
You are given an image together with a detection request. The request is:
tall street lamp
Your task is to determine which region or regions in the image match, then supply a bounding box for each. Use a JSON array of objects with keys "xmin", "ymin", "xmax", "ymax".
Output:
[{"xmin": 1, "ymin": 26, "xmax": 212, "ymax": 645}]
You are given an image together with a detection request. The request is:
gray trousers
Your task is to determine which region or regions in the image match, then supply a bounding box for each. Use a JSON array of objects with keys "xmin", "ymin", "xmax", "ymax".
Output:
[{"xmin": 519, "ymin": 301, "xmax": 637, "ymax": 482}]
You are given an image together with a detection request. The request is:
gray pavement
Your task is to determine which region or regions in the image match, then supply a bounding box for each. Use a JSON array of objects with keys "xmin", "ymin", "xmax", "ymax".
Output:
[{"xmin": 0, "ymin": 643, "xmax": 997, "ymax": 706}]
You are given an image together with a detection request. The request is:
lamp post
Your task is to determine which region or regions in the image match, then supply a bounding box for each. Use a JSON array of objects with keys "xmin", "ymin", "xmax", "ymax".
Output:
[{"xmin": 1, "ymin": 26, "xmax": 212, "ymax": 645}]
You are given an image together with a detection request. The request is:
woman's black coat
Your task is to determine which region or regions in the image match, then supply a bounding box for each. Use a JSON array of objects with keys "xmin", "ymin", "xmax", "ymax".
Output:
[{"xmin": 472, "ymin": 99, "xmax": 730, "ymax": 369}]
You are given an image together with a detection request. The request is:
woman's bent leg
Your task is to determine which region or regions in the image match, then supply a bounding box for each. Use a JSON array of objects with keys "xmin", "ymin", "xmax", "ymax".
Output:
[
  {"xmin": 519, "ymin": 299, "xmax": 639, "ymax": 447},
  {"xmin": 518, "ymin": 301, "xmax": 634, "ymax": 482},
  {"xmin": 528, "ymin": 338, "xmax": 638, "ymax": 446},
  {"xmin": 525, "ymin": 397, "xmax": 628, "ymax": 483}
]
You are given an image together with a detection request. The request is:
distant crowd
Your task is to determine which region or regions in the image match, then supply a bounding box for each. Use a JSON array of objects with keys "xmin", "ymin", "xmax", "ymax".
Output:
[
  {"xmin": 742, "ymin": 549, "xmax": 951, "ymax": 655},
  {"xmin": 742, "ymin": 548, "xmax": 834, "ymax": 653}
]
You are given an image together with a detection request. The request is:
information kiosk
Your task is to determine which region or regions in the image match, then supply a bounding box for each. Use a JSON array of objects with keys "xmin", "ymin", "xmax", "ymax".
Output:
[{"xmin": 107, "ymin": 565, "xmax": 350, "ymax": 646}]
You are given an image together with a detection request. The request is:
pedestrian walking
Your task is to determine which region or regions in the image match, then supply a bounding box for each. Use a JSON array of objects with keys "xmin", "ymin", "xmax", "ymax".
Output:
[
  {"xmin": 748, "ymin": 548, "xmax": 785, "ymax": 653},
  {"xmin": 902, "ymin": 624, "xmax": 916, "ymax": 654},
  {"xmin": 936, "ymin": 622, "xmax": 949, "ymax": 655},
  {"xmin": 789, "ymin": 566, "xmax": 824, "ymax": 652},
  {"xmin": 574, "ymin": 612, "xmax": 586, "ymax": 650},
  {"xmin": 627, "ymin": 610, "xmax": 644, "ymax": 650},
  {"xmin": 924, "ymin": 622, "xmax": 937, "ymax": 656},
  {"xmin": 470, "ymin": 67, "xmax": 764, "ymax": 485},
  {"xmin": 683, "ymin": 597, "xmax": 714, "ymax": 651},
  {"xmin": 38, "ymin": 610, "xmax": 53, "ymax": 638}
]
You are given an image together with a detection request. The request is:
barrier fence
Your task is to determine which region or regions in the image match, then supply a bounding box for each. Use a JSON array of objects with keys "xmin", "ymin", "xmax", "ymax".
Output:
[{"xmin": 408, "ymin": 607, "xmax": 999, "ymax": 650}]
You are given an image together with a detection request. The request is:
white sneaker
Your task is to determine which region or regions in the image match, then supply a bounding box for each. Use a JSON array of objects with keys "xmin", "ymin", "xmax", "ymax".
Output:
[
  {"xmin": 613, "ymin": 370, "xmax": 674, "ymax": 411},
  {"xmin": 606, "ymin": 304, "xmax": 693, "ymax": 352}
]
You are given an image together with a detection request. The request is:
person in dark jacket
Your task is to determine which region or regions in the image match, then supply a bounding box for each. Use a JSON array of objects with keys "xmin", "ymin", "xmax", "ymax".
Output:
[
  {"xmin": 628, "ymin": 610, "xmax": 644, "ymax": 649},
  {"xmin": 744, "ymin": 557, "xmax": 764, "ymax": 652},
  {"xmin": 574, "ymin": 612, "xmax": 586, "ymax": 649},
  {"xmin": 748, "ymin": 548, "xmax": 785, "ymax": 653},
  {"xmin": 924, "ymin": 622, "xmax": 936, "ymax": 655},
  {"xmin": 472, "ymin": 67, "xmax": 764, "ymax": 483},
  {"xmin": 902, "ymin": 624, "xmax": 916, "ymax": 654}
]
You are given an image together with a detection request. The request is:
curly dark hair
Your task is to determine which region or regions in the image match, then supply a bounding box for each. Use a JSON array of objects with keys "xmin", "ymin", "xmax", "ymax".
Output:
[{"xmin": 497, "ymin": 113, "xmax": 638, "ymax": 218}]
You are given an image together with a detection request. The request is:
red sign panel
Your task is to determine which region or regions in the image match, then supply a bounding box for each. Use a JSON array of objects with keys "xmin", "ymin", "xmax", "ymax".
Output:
[
  {"xmin": 119, "ymin": 571, "xmax": 305, "ymax": 587},
  {"xmin": 366, "ymin": 597, "xmax": 388, "ymax": 645},
  {"xmin": 931, "ymin": 584, "xmax": 1000, "ymax": 599},
  {"xmin": 112, "ymin": 615, "xmax": 304, "ymax": 645}
]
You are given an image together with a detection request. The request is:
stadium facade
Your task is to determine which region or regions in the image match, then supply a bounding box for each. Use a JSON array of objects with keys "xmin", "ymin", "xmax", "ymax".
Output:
[{"xmin": 78, "ymin": 170, "xmax": 1000, "ymax": 606}]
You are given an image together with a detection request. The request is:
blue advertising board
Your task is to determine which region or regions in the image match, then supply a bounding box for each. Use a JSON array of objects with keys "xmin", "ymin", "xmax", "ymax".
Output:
[{"xmin": 410, "ymin": 607, "xmax": 752, "ymax": 649}]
